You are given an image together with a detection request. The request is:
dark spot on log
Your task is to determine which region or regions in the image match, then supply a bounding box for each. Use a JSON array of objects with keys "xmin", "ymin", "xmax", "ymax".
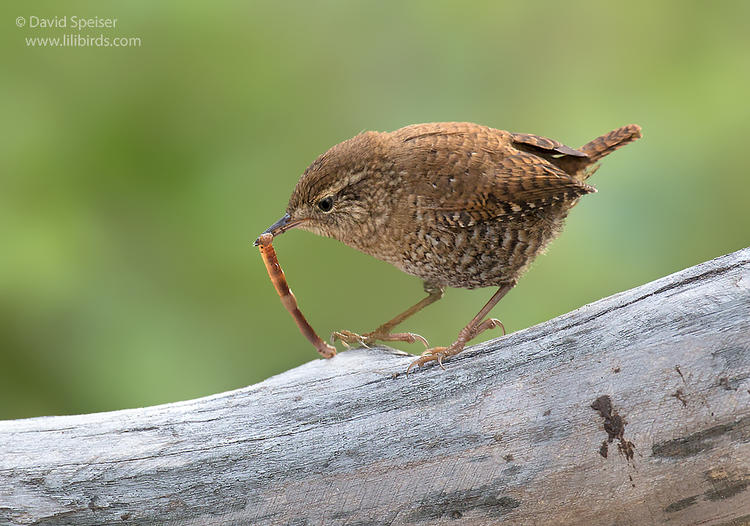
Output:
[
  {"xmin": 590, "ymin": 395, "xmax": 635, "ymax": 462},
  {"xmin": 450, "ymin": 510, "xmax": 463, "ymax": 519},
  {"xmin": 618, "ymin": 439, "xmax": 635, "ymax": 461},
  {"xmin": 675, "ymin": 365, "xmax": 685, "ymax": 383},
  {"xmin": 293, "ymin": 396, "xmax": 302, "ymax": 402},
  {"xmin": 671, "ymin": 388, "xmax": 687, "ymax": 406},
  {"xmin": 25, "ymin": 477, "xmax": 45, "ymax": 486},
  {"xmin": 652, "ymin": 416, "xmax": 750, "ymax": 458},
  {"xmin": 664, "ymin": 495, "xmax": 698, "ymax": 513},
  {"xmin": 120, "ymin": 512, "xmax": 132, "ymax": 520},
  {"xmin": 613, "ymin": 367, "xmax": 621, "ymax": 373},
  {"xmin": 406, "ymin": 479, "xmax": 520, "ymax": 522},
  {"xmin": 493, "ymin": 432, "xmax": 503, "ymax": 442},
  {"xmin": 503, "ymin": 454, "xmax": 514, "ymax": 462},
  {"xmin": 599, "ymin": 440, "xmax": 608, "ymax": 458},
  {"xmin": 543, "ymin": 409, "xmax": 551, "ymax": 416}
]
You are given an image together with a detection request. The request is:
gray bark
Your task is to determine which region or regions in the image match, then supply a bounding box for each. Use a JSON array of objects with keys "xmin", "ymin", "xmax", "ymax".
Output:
[{"xmin": 1, "ymin": 247, "xmax": 749, "ymax": 526}]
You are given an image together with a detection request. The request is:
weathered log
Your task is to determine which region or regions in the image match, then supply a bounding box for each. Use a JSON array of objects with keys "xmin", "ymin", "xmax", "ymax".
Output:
[{"xmin": 1, "ymin": 247, "xmax": 749, "ymax": 526}]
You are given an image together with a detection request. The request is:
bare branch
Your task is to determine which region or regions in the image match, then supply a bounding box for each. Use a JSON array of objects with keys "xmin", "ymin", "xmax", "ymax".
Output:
[{"xmin": 2, "ymin": 248, "xmax": 749, "ymax": 525}]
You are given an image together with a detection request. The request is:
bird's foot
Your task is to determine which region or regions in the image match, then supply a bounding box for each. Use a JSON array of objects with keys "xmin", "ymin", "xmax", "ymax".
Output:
[
  {"xmin": 330, "ymin": 330, "xmax": 370, "ymax": 348},
  {"xmin": 331, "ymin": 329, "xmax": 429, "ymax": 349},
  {"xmin": 406, "ymin": 344, "xmax": 457, "ymax": 374},
  {"xmin": 405, "ymin": 318, "xmax": 506, "ymax": 374}
]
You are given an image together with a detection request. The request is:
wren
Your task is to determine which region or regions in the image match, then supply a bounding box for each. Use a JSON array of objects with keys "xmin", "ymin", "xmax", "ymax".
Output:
[{"xmin": 259, "ymin": 122, "xmax": 642, "ymax": 371}]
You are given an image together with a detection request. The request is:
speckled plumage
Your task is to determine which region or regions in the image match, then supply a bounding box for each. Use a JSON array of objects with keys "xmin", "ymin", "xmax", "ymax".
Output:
[
  {"xmin": 285, "ymin": 122, "xmax": 642, "ymax": 289},
  {"xmin": 262, "ymin": 121, "xmax": 641, "ymax": 369}
]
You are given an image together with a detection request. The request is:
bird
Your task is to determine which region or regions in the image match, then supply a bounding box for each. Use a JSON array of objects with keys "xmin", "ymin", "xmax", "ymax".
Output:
[{"xmin": 258, "ymin": 122, "xmax": 642, "ymax": 371}]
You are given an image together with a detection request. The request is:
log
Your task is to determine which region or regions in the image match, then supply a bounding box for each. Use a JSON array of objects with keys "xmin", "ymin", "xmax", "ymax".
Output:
[{"xmin": 1, "ymin": 247, "xmax": 749, "ymax": 526}]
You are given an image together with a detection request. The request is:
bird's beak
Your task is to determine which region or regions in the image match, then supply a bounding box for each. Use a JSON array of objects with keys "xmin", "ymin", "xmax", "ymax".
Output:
[{"xmin": 253, "ymin": 213, "xmax": 307, "ymax": 245}]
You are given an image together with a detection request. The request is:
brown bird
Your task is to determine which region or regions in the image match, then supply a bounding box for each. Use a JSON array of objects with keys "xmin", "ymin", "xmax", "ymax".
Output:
[{"xmin": 259, "ymin": 122, "xmax": 642, "ymax": 371}]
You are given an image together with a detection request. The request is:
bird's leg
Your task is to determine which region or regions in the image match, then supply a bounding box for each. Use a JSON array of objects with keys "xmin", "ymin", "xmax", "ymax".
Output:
[
  {"xmin": 332, "ymin": 282, "xmax": 444, "ymax": 348},
  {"xmin": 407, "ymin": 281, "xmax": 516, "ymax": 373}
]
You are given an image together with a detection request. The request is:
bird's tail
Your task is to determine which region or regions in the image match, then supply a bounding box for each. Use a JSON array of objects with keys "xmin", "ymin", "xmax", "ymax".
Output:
[
  {"xmin": 582, "ymin": 124, "xmax": 642, "ymax": 163},
  {"xmin": 573, "ymin": 124, "xmax": 641, "ymax": 181}
]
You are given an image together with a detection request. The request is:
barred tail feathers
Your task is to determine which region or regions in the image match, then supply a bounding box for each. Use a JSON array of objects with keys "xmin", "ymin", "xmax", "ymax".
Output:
[
  {"xmin": 581, "ymin": 124, "xmax": 642, "ymax": 164},
  {"xmin": 572, "ymin": 124, "xmax": 641, "ymax": 181}
]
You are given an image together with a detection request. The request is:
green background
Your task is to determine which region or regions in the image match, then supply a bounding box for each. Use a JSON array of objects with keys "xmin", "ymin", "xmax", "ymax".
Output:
[{"xmin": 1, "ymin": 1, "xmax": 748, "ymax": 419}]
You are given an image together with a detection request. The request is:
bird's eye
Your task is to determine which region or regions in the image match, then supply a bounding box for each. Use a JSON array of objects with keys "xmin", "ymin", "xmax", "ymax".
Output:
[{"xmin": 317, "ymin": 196, "xmax": 334, "ymax": 212}]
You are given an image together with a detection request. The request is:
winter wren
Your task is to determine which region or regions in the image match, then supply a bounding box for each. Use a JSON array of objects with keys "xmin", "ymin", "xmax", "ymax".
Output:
[{"xmin": 258, "ymin": 122, "xmax": 642, "ymax": 371}]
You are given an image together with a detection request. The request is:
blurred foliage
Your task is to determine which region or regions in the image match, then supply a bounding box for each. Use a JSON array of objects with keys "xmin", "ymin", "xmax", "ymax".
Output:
[{"xmin": 1, "ymin": 1, "xmax": 748, "ymax": 419}]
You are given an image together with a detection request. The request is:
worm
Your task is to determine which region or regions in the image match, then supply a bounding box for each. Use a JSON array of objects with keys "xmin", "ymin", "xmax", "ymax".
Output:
[{"xmin": 256, "ymin": 233, "xmax": 336, "ymax": 358}]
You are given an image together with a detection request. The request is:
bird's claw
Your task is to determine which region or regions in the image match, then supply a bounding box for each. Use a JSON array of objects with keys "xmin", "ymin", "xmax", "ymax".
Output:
[
  {"xmin": 330, "ymin": 330, "xmax": 370, "ymax": 348},
  {"xmin": 331, "ymin": 329, "xmax": 429, "ymax": 349},
  {"xmin": 404, "ymin": 317, "xmax": 506, "ymax": 375},
  {"xmin": 406, "ymin": 346, "xmax": 449, "ymax": 375},
  {"xmin": 483, "ymin": 318, "xmax": 506, "ymax": 336}
]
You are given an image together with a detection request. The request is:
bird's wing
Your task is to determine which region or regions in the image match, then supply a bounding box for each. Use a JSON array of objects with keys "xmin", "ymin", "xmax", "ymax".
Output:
[
  {"xmin": 510, "ymin": 132, "xmax": 587, "ymax": 159},
  {"xmin": 392, "ymin": 126, "xmax": 595, "ymax": 228}
]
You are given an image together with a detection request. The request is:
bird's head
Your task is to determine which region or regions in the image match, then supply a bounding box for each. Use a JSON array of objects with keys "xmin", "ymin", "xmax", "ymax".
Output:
[{"xmin": 255, "ymin": 131, "xmax": 386, "ymax": 246}]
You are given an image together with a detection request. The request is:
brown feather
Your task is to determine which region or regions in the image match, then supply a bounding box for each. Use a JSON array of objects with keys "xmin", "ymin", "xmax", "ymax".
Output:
[{"xmin": 279, "ymin": 121, "xmax": 641, "ymax": 289}]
